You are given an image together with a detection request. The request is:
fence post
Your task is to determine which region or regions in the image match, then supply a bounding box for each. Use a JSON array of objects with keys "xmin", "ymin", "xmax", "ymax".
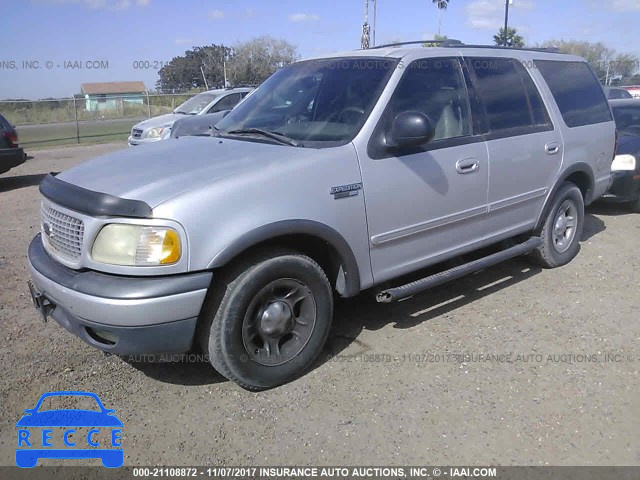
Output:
[
  {"xmin": 146, "ymin": 91, "xmax": 151, "ymax": 118},
  {"xmin": 72, "ymin": 95, "xmax": 80, "ymax": 143}
]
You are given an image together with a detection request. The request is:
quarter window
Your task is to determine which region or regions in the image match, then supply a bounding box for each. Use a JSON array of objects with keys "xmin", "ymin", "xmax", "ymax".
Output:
[{"xmin": 534, "ymin": 60, "xmax": 612, "ymax": 127}]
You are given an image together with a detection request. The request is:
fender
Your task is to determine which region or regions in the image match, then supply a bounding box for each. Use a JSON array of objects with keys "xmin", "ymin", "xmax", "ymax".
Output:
[
  {"xmin": 208, "ymin": 220, "xmax": 361, "ymax": 297},
  {"xmin": 535, "ymin": 162, "xmax": 595, "ymax": 231}
]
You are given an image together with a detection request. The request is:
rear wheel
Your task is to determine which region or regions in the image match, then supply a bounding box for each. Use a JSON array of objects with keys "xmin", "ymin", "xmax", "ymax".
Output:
[
  {"xmin": 198, "ymin": 249, "xmax": 333, "ymax": 390},
  {"xmin": 629, "ymin": 197, "xmax": 640, "ymax": 213},
  {"xmin": 532, "ymin": 182, "xmax": 584, "ymax": 268}
]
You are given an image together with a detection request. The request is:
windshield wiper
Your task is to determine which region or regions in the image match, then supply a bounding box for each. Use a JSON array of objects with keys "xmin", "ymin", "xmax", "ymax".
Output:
[{"xmin": 225, "ymin": 128, "xmax": 300, "ymax": 147}]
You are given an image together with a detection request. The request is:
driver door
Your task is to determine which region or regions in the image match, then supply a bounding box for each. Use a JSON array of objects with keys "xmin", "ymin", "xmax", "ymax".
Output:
[{"xmin": 357, "ymin": 57, "xmax": 490, "ymax": 283}]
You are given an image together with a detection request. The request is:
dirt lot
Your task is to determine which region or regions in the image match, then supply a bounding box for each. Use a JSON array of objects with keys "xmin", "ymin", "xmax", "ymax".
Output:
[{"xmin": 0, "ymin": 143, "xmax": 638, "ymax": 467}]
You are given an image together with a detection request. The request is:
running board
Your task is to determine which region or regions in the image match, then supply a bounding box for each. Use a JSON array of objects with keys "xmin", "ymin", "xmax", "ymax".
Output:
[{"xmin": 376, "ymin": 236, "xmax": 542, "ymax": 303}]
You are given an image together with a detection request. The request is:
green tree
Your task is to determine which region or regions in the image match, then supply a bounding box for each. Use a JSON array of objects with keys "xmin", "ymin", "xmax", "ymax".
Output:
[
  {"xmin": 424, "ymin": 34, "xmax": 448, "ymax": 47},
  {"xmin": 537, "ymin": 39, "xmax": 639, "ymax": 84},
  {"xmin": 227, "ymin": 36, "xmax": 299, "ymax": 86},
  {"xmin": 493, "ymin": 27, "xmax": 525, "ymax": 48},
  {"xmin": 156, "ymin": 44, "xmax": 232, "ymax": 92}
]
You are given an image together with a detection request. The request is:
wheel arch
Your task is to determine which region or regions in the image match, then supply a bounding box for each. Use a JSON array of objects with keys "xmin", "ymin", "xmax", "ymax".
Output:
[
  {"xmin": 207, "ymin": 220, "xmax": 361, "ymax": 297},
  {"xmin": 535, "ymin": 163, "xmax": 594, "ymax": 231}
]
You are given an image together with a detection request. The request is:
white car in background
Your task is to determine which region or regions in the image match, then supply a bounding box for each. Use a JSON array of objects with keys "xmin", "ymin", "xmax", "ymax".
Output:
[{"xmin": 128, "ymin": 87, "xmax": 254, "ymax": 146}]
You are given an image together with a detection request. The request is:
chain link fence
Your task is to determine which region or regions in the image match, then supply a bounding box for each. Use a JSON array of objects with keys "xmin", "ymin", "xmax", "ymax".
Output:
[{"xmin": 0, "ymin": 93, "xmax": 200, "ymax": 148}]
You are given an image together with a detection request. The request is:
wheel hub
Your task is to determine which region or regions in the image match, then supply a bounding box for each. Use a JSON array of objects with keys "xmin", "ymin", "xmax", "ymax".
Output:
[
  {"xmin": 259, "ymin": 301, "xmax": 293, "ymax": 337},
  {"xmin": 242, "ymin": 278, "xmax": 317, "ymax": 366},
  {"xmin": 552, "ymin": 199, "xmax": 578, "ymax": 253}
]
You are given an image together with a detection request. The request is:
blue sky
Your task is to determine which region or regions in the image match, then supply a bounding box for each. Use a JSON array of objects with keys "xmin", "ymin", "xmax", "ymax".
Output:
[{"xmin": 2, "ymin": 0, "xmax": 639, "ymax": 99}]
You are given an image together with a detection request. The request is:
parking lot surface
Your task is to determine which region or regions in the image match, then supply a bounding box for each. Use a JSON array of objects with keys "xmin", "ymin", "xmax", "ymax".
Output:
[{"xmin": 0, "ymin": 143, "xmax": 638, "ymax": 466}]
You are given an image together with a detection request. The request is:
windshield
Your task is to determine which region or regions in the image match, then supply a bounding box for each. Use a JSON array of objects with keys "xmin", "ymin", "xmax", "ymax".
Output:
[
  {"xmin": 216, "ymin": 57, "xmax": 397, "ymax": 146},
  {"xmin": 36, "ymin": 395, "xmax": 101, "ymax": 412},
  {"xmin": 175, "ymin": 92, "xmax": 220, "ymax": 114},
  {"xmin": 612, "ymin": 105, "xmax": 640, "ymax": 135}
]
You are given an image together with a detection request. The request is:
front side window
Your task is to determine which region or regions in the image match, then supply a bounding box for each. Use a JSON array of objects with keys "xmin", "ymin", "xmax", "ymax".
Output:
[
  {"xmin": 209, "ymin": 93, "xmax": 242, "ymax": 113},
  {"xmin": 468, "ymin": 58, "xmax": 546, "ymax": 133},
  {"xmin": 387, "ymin": 57, "xmax": 472, "ymax": 141},
  {"xmin": 216, "ymin": 58, "xmax": 397, "ymax": 146},
  {"xmin": 535, "ymin": 60, "xmax": 612, "ymax": 128}
]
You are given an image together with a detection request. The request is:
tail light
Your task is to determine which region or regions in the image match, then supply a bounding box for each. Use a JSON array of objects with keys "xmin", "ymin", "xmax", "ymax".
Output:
[{"xmin": 3, "ymin": 130, "xmax": 18, "ymax": 148}]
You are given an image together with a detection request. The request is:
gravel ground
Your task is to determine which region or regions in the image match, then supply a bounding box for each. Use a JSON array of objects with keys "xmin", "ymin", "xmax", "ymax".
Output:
[{"xmin": 0, "ymin": 143, "xmax": 638, "ymax": 467}]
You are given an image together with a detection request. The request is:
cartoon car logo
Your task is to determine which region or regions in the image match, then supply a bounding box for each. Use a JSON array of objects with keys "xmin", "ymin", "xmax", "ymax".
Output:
[{"xmin": 16, "ymin": 391, "xmax": 123, "ymax": 468}]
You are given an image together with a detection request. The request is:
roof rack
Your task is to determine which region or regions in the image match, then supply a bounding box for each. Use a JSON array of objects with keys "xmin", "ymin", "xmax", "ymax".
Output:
[
  {"xmin": 368, "ymin": 39, "xmax": 561, "ymax": 54},
  {"xmin": 370, "ymin": 39, "xmax": 464, "ymax": 49}
]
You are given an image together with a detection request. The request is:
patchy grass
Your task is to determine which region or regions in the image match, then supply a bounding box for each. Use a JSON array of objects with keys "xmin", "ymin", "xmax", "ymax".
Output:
[{"xmin": 17, "ymin": 120, "xmax": 137, "ymax": 148}]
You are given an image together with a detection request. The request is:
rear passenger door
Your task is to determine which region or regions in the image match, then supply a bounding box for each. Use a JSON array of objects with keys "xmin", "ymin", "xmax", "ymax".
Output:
[{"xmin": 466, "ymin": 57, "xmax": 561, "ymax": 240}]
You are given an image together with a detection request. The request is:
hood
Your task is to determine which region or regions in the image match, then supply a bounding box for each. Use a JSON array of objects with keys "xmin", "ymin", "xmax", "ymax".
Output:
[
  {"xmin": 57, "ymin": 136, "xmax": 321, "ymax": 208},
  {"xmin": 616, "ymin": 133, "xmax": 640, "ymax": 156},
  {"xmin": 133, "ymin": 113, "xmax": 187, "ymax": 130}
]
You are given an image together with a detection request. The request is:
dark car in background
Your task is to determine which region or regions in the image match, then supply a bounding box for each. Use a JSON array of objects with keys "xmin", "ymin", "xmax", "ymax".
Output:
[
  {"xmin": 604, "ymin": 86, "xmax": 633, "ymax": 100},
  {"xmin": 605, "ymin": 99, "xmax": 640, "ymax": 212},
  {"xmin": 0, "ymin": 113, "xmax": 26, "ymax": 174}
]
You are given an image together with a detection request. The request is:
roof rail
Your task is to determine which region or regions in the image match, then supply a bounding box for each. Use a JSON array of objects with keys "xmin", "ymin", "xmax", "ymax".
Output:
[
  {"xmin": 367, "ymin": 39, "xmax": 562, "ymax": 54},
  {"xmin": 370, "ymin": 39, "xmax": 464, "ymax": 49},
  {"xmin": 455, "ymin": 44, "xmax": 561, "ymax": 53}
]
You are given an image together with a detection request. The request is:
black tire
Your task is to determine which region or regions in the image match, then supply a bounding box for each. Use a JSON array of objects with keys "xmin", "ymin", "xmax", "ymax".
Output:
[
  {"xmin": 197, "ymin": 248, "xmax": 333, "ymax": 390},
  {"xmin": 531, "ymin": 182, "xmax": 585, "ymax": 269},
  {"xmin": 630, "ymin": 197, "xmax": 640, "ymax": 213}
]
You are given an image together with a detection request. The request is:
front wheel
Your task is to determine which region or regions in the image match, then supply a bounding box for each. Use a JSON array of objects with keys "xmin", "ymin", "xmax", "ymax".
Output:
[
  {"xmin": 531, "ymin": 182, "xmax": 585, "ymax": 268},
  {"xmin": 198, "ymin": 249, "xmax": 333, "ymax": 390}
]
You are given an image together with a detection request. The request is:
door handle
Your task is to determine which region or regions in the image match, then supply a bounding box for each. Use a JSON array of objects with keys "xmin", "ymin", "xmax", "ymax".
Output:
[
  {"xmin": 456, "ymin": 158, "xmax": 479, "ymax": 174},
  {"xmin": 545, "ymin": 142, "xmax": 560, "ymax": 155}
]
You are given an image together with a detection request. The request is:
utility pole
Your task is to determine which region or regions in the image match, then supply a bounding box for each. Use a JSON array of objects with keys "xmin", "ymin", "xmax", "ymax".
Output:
[
  {"xmin": 200, "ymin": 65, "xmax": 209, "ymax": 90},
  {"xmin": 503, "ymin": 0, "xmax": 510, "ymax": 47},
  {"xmin": 372, "ymin": 0, "xmax": 377, "ymax": 47},
  {"xmin": 361, "ymin": 0, "xmax": 370, "ymax": 49}
]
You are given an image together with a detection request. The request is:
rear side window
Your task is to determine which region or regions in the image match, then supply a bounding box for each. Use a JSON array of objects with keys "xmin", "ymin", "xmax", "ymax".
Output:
[
  {"xmin": 535, "ymin": 60, "xmax": 612, "ymax": 127},
  {"xmin": 467, "ymin": 58, "xmax": 550, "ymax": 134}
]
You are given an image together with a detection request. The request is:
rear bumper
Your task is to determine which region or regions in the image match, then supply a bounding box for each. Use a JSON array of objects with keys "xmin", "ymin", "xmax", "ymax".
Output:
[
  {"xmin": 0, "ymin": 147, "xmax": 25, "ymax": 173},
  {"xmin": 27, "ymin": 234, "xmax": 212, "ymax": 354},
  {"xmin": 601, "ymin": 170, "xmax": 640, "ymax": 203}
]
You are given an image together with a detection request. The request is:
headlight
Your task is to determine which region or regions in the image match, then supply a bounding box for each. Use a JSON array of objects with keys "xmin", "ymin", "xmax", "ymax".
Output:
[
  {"xmin": 611, "ymin": 154, "xmax": 636, "ymax": 171},
  {"xmin": 91, "ymin": 224, "xmax": 181, "ymax": 266},
  {"xmin": 146, "ymin": 127, "xmax": 166, "ymax": 139}
]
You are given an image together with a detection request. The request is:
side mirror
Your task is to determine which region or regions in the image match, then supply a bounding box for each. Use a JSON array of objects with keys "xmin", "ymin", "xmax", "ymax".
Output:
[{"xmin": 388, "ymin": 111, "xmax": 434, "ymax": 148}]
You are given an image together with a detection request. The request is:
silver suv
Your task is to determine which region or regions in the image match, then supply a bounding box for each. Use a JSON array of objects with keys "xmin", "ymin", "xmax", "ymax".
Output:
[
  {"xmin": 128, "ymin": 87, "xmax": 253, "ymax": 145},
  {"xmin": 27, "ymin": 42, "xmax": 615, "ymax": 389}
]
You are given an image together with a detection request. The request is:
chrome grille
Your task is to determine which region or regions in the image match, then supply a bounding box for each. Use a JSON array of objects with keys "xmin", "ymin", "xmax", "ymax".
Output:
[
  {"xmin": 41, "ymin": 205, "xmax": 84, "ymax": 260},
  {"xmin": 132, "ymin": 128, "xmax": 143, "ymax": 139}
]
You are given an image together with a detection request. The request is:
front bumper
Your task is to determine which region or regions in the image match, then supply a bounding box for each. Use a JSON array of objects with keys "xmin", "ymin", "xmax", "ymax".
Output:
[
  {"xmin": 27, "ymin": 234, "xmax": 212, "ymax": 354},
  {"xmin": 601, "ymin": 170, "xmax": 640, "ymax": 203},
  {"xmin": 127, "ymin": 136, "xmax": 163, "ymax": 146}
]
